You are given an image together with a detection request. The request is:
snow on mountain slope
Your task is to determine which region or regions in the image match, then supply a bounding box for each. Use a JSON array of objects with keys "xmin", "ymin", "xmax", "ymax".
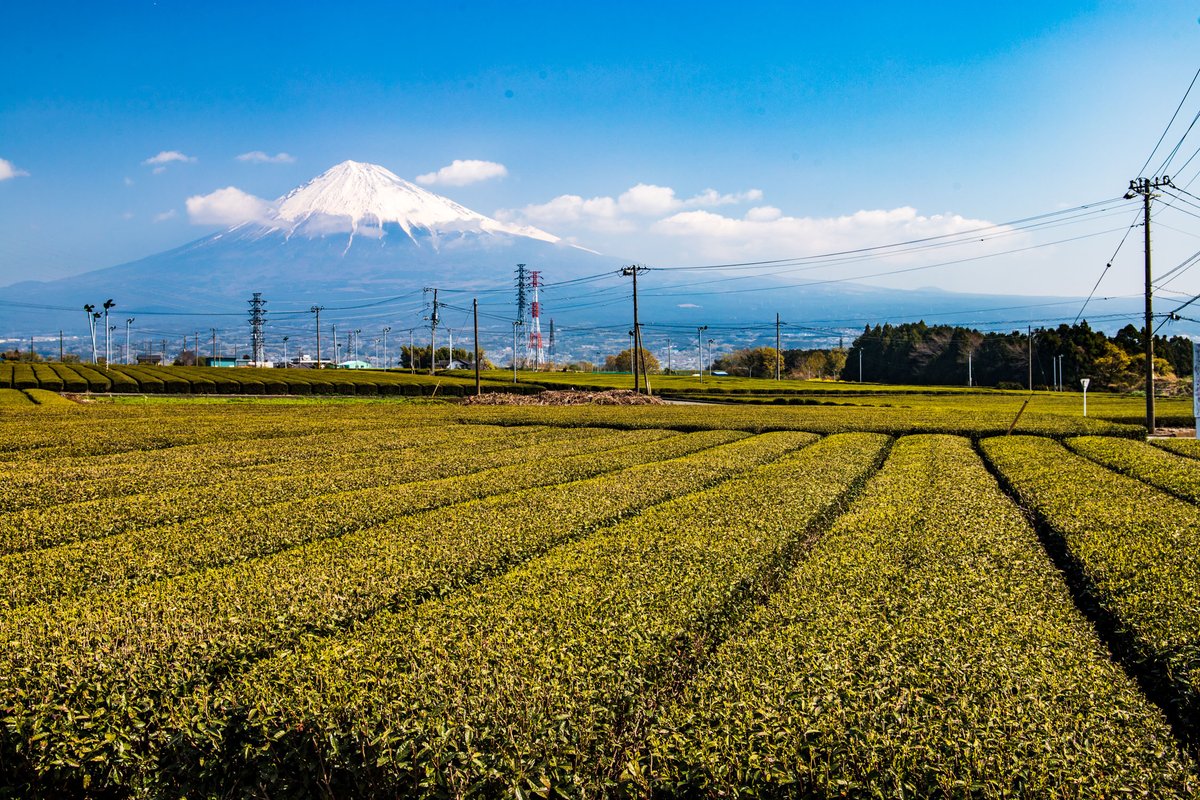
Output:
[{"xmin": 266, "ymin": 160, "xmax": 560, "ymax": 244}]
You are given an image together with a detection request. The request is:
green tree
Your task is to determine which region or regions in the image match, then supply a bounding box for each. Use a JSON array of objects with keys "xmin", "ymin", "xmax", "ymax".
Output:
[{"xmin": 604, "ymin": 348, "xmax": 660, "ymax": 373}]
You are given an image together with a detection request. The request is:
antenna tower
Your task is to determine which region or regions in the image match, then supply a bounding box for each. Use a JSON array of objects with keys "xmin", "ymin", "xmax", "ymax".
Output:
[
  {"xmin": 529, "ymin": 270, "xmax": 544, "ymax": 369},
  {"xmin": 248, "ymin": 292, "xmax": 267, "ymax": 366}
]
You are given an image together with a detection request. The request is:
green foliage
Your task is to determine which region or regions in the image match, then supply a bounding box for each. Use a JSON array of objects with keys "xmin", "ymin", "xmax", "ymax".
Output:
[
  {"xmin": 207, "ymin": 433, "xmax": 884, "ymax": 796},
  {"xmin": 1067, "ymin": 435, "xmax": 1200, "ymax": 502},
  {"xmin": 604, "ymin": 347, "xmax": 660, "ymax": 373},
  {"xmin": 842, "ymin": 319, "xmax": 1192, "ymax": 389},
  {"xmin": 0, "ymin": 426, "xmax": 798, "ymax": 793},
  {"xmin": 982, "ymin": 435, "xmax": 1200, "ymax": 748},
  {"xmin": 649, "ymin": 435, "xmax": 1194, "ymax": 796},
  {"xmin": 712, "ymin": 346, "xmax": 784, "ymax": 378}
]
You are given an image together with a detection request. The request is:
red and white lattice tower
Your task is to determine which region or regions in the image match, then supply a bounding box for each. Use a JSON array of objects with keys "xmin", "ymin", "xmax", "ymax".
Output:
[{"xmin": 529, "ymin": 270, "xmax": 544, "ymax": 369}]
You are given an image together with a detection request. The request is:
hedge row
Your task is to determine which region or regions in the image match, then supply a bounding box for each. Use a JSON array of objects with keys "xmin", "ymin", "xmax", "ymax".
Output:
[
  {"xmin": 982, "ymin": 435, "xmax": 1200, "ymax": 749},
  {"xmin": 192, "ymin": 433, "xmax": 889, "ymax": 797},
  {"xmin": 0, "ymin": 423, "xmax": 612, "ymax": 558},
  {"xmin": 0, "ymin": 431, "xmax": 806, "ymax": 795},
  {"xmin": 0, "ymin": 362, "xmax": 541, "ymax": 396},
  {"xmin": 650, "ymin": 435, "xmax": 1194, "ymax": 796}
]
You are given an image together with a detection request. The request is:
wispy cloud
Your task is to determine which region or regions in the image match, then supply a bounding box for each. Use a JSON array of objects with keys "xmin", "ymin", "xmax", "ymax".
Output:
[
  {"xmin": 142, "ymin": 150, "xmax": 196, "ymax": 173},
  {"xmin": 186, "ymin": 186, "xmax": 273, "ymax": 226},
  {"xmin": 153, "ymin": 209, "xmax": 178, "ymax": 223},
  {"xmin": 653, "ymin": 206, "xmax": 999, "ymax": 261},
  {"xmin": 497, "ymin": 181, "xmax": 763, "ymax": 232},
  {"xmin": 0, "ymin": 158, "xmax": 30, "ymax": 181},
  {"xmin": 236, "ymin": 150, "xmax": 295, "ymax": 164},
  {"xmin": 416, "ymin": 159, "xmax": 508, "ymax": 187}
]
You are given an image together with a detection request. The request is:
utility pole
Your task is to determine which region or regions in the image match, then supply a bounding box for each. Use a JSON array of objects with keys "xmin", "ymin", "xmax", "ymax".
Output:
[
  {"xmin": 1027, "ymin": 325, "xmax": 1033, "ymax": 392},
  {"xmin": 125, "ymin": 318, "xmax": 135, "ymax": 365},
  {"xmin": 409, "ymin": 329, "xmax": 415, "ymax": 373},
  {"xmin": 697, "ymin": 325, "xmax": 707, "ymax": 383},
  {"xmin": 331, "ymin": 324, "xmax": 338, "ymax": 366},
  {"xmin": 548, "ymin": 318, "xmax": 555, "ymax": 364},
  {"xmin": 666, "ymin": 336, "xmax": 672, "ymax": 373},
  {"xmin": 282, "ymin": 336, "xmax": 289, "ymax": 367},
  {"xmin": 968, "ymin": 350, "xmax": 973, "ymax": 388},
  {"xmin": 425, "ymin": 287, "xmax": 440, "ymax": 375},
  {"xmin": 382, "ymin": 326, "xmax": 391, "ymax": 368},
  {"xmin": 1126, "ymin": 176, "xmax": 1171, "ymax": 433},
  {"xmin": 512, "ymin": 320, "xmax": 523, "ymax": 383},
  {"xmin": 103, "ymin": 299, "xmax": 115, "ymax": 367},
  {"xmin": 59, "ymin": 330, "xmax": 63, "ymax": 362},
  {"xmin": 473, "ymin": 298, "xmax": 481, "ymax": 396},
  {"xmin": 621, "ymin": 265, "xmax": 648, "ymax": 393},
  {"xmin": 83, "ymin": 305, "xmax": 96, "ymax": 363},
  {"xmin": 858, "ymin": 349, "xmax": 863, "ymax": 383},
  {"xmin": 310, "ymin": 306, "xmax": 323, "ymax": 367},
  {"xmin": 775, "ymin": 312, "xmax": 782, "ymax": 381},
  {"xmin": 210, "ymin": 327, "xmax": 217, "ymax": 360},
  {"xmin": 447, "ymin": 328, "xmax": 454, "ymax": 367}
]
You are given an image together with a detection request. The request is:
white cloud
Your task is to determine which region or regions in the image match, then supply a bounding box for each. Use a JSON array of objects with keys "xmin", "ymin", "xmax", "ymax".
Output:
[
  {"xmin": 745, "ymin": 205, "xmax": 782, "ymax": 221},
  {"xmin": 153, "ymin": 209, "xmax": 178, "ymax": 223},
  {"xmin": 677, "ymin": 303, "xmax": 701, "ymax": 308},
  {"xmin": 123, "ymin": 176, "xmax": 134, "ymax": 187},
  {"xmin": 185, "ymin": 186, "xmax": 273, "ymax": 226},
  {"xmin": 684, "ymin": 188, "xmax": 764, "ymax": 208},
  {"xmin": 121, "ymin": 211, "xmax": 135, "ymax": 220},
  {"xmin": 416, "ymin": 159, "xmax": 508, "ymax": 186},
  {"xmin": 142, "ymin": 150, "xmax": 196, "ymax": 169},
  {"xmin": 653, "ymin": 206, "xmax": 999, "ymax": 261},
  {"xmin": 236, "ymin": 150, "xmax": 295, "ymax": 164},
  {"xmin": 0, "ymin": 158, "xmax": 29, "ymax": 181},
  {"xmin": 498, "ymin": 181, "xmax": 763, "ymax": 233}
]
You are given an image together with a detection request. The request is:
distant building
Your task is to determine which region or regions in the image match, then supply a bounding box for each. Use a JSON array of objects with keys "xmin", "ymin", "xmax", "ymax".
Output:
[
  {"xmin": 200, "ymin": 356, "xmax": 237, "ymax": 368},
  {"xmin": 436, "ymin": 358, "xmax": 470, "ymax": 370},
  {"xmin": 136, "ymin": 354, "xmax": 164, "ymax": 365},
  {"xmin": 337, "ymin": 359, "xmax": 373, "ymax": 370}
]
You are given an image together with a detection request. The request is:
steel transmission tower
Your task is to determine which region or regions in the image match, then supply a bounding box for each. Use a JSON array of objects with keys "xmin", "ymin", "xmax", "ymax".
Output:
[
  {"xmin": 248, "ymin": 292, "xmax": 267, "ymax": 366},
  {"xmin": 514, "ymin": 264, "xmax": 529, "ymax": 367}
]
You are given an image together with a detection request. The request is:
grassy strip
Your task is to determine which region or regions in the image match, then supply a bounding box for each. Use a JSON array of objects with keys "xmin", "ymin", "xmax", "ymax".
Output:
[
  {"xmin": 182, "ymin": 434, "xmax": 891, "ymax": 798},
  {"xmin": 0, "ymin": 431, "xmax": 810, "ymax": 795},
  {"xmin": 0, "ymin": 427, "xmax": 691, "ymax": 610},
  {"xmin": 649, "ymin": 435, "xmax": 1196, "ymax": 797},
  {"xmin": 1066, "ymin": 435, "xmax": 1200, "ymax": 503},
  {"xmin": 981, "ymin": 435, "xmax": 1200, "ymax": 751},
  {"xmin": 0, "ymin": 423, "xmax": 596, "ymax": 555},
  {"xmin": 21, "ymin": 388, "xmax": 75, "ymax": 406}
]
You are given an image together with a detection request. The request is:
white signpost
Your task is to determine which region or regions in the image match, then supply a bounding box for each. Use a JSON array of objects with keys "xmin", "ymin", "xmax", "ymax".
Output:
[
  {"xmin": 1193, "ymin": 341, "xmax": 1200, "ymax": 438},
  {"xmin": 1081, "ymin": 378, "xmax": 1090, "ymax": 417}
]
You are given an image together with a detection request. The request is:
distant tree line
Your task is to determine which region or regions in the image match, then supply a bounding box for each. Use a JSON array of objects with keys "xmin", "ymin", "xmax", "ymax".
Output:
[{"xmin": 840, "ymin": 321, "xmax": 1193, "ymax": 391}]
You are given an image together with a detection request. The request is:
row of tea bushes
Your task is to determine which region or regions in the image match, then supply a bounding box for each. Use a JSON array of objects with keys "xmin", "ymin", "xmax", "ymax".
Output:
[
  {"xmin": 649, "ymin": 435, "xmax": 1195, "ymax": 796},
  {"xmin": 983, "ymin": 435, "xmax": 1200, "ymax": 749},
  {"xmin": 0, "ymin": 432, "xmax": 811, "ymax": 795}
]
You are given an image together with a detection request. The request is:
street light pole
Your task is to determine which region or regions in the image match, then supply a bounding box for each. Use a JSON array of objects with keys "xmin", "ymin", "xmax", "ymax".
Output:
[{"xmin": 696, "ymin": 325, "xmax": 707, "ymax": 384}]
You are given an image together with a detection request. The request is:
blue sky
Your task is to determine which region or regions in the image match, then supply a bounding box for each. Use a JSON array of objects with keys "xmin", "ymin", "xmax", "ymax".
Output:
[{"xmin": 2, "ymin": 0, "xmax": 1199, "ymax": 300}]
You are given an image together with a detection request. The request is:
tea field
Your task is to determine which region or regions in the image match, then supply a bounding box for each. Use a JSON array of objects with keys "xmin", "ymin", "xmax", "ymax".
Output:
[{"xmin": 1, "ymin": 398, "xmax": 1198, "ymax": 798}]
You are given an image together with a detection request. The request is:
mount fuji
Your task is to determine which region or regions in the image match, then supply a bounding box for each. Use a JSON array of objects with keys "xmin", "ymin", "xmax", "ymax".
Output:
[{"xmin": 1, "ymin": 161, "xmax": 620, "ymax": 336}]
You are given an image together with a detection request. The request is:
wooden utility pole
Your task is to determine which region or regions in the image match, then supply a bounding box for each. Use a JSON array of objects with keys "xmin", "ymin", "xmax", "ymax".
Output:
[
  {"xmin": 1127, "ymin": 176, "xmax": 1171, "ymax": 433},
  {"xmin": 775, "ymin": 312, "xmax": 782, "ymax": 381},
  {"xmin": 621, "ymin": 265, "xmax": 648, "ymax": 393},
  {"xmin": 473, "ymin": 298, "xmax": 481, "ymax": 397}
]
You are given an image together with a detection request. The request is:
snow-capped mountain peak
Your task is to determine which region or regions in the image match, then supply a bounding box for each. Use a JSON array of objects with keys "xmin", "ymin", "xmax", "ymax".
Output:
[{"xmin": 269, "ymin": 160, "xmax": 558, "ymax": 244}]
